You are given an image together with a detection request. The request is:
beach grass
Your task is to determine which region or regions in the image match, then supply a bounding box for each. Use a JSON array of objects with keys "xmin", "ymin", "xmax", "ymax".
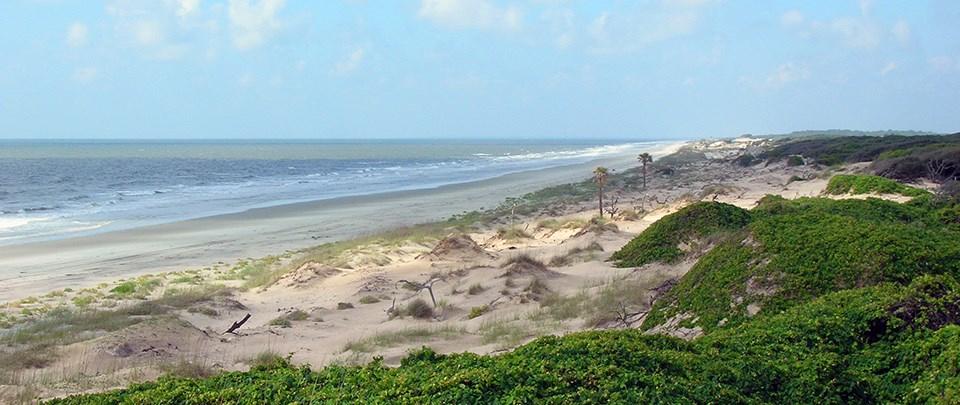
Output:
[{"xmin": 341, "ymin": 325, "xmax": 466, "ymax": 353}]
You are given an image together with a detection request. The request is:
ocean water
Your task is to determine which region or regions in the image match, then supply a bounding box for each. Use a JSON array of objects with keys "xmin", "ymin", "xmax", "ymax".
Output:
[{"xmin": 0, "ymin": 139, "xmax": 668, "ymax": 245}]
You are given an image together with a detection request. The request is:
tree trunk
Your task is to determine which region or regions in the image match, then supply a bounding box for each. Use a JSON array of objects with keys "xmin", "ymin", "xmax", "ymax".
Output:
[
  {"xmin": 642, "ymin": 164, "xmax": 647, "ymax": 189},
  {"xmin": 598, "ymin": 186, "xmax": 604, "ymax": 218}
]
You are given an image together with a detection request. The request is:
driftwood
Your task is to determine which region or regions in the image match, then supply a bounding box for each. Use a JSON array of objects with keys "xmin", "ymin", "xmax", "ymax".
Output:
[
  {"xmin": 223, "ymin": 313, "xmax": 251, "ymax": 335},
  {"xmin": 396, "ymin": 277, "xmax": 444, "ymax": 307},
  {"xmin": 612, "ymin": 302, "xmax": 648, "ymax": 328},
  {"xmin": 386, "ymin": 298, "xmax": 399, "ymax": 318},
  {"xmin": 604, "ymin": 194, "xmax": 621, "ymax": 218}
]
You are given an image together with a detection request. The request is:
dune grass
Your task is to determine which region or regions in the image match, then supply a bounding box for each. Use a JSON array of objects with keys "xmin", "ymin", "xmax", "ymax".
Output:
[{"xmin": 342, "ymin": 325, "xmax": 466, "ymax": 353}]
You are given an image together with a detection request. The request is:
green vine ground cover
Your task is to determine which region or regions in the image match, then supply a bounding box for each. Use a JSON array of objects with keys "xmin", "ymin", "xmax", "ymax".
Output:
[{"xmin": 49, "ymin": 276, "xmax": 959, "ymax": 404}]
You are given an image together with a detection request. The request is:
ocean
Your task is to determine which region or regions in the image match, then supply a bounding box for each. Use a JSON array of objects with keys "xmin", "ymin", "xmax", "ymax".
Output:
[{"xmin": 0, "ymin": 139, "xmax": 669, "ymax": 245}]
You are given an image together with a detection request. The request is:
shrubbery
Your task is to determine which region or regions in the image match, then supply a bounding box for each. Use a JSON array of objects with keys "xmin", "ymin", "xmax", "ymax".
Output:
[
  {"xmin": 760, "ymin": 133, "xmax": 960, "ymax": 166},
  {"xmin": 50, "ymin": 275, "xmax": 960, "ymax": 404},
  {"xmin": 825, "ymin": 174, "xmax": 929, "ymax": 197},
  {"xmin": 610, "ymin": 201, "xmax": 751, "ymax": 267},
  {"xmin": 639, "ymin": 194, "xmax": 960, "ymax": 333}
]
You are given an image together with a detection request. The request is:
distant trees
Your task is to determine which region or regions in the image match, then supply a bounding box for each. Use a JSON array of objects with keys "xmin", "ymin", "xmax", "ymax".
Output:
[
  {"xmin": 637, "ymin": 153, "xmax": 653, "ymax": 189},
  {"xmin": 593, "ymin": 167, "xmax": 609, "ymax": 218}
]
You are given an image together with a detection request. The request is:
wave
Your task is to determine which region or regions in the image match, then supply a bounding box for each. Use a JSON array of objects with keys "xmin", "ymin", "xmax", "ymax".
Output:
[
  {"xmin": 0, "ymin": 216, "xmax": 51, "ymax": 232},
  {"xmin": 486, "ymin": 142, "xmax": 651, "ymax": 162},
  {"xmin": 0, "ymin": 140, "xmax": 675, "ymax": 245}
]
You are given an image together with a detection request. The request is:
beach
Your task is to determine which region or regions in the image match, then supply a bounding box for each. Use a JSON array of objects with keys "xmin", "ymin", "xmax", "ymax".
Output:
[
  {"xmin": 0, "ymin": 142, "xmax": 682, "ymax": 302},
  {"xmin": 0, "ymin": 138, "xmax": 889, "ymax": 402}
]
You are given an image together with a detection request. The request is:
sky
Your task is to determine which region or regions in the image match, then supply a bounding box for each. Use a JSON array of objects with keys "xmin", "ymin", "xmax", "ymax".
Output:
[{"xmin": 0, "ymin": 0, "xmax": 958, "ymax": 139}]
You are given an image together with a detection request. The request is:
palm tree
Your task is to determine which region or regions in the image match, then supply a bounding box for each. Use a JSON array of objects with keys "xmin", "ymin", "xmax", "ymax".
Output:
[
  {"xmin": 593, "ymin": 167, "xmax": 609, "ymax": 218},
  {"xmin": 638, "ymin": 153, "xmax": 653, "ymax": 189}
]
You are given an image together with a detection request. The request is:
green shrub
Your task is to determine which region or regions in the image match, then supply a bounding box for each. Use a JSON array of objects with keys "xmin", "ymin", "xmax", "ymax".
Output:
[
  {"xmin": 825, "ymin": 174, "xmax": 929, "ymax": 197},
  {"xmin": 641, "ymin": 196, "xmax": 960, "ymax": 333},
  {"xmin": 611, "ymin": 202, "xmax": 751, "ymax": 267},
  {"xmin": 468, "ymin": 306, "xmax": 488, "ymax": 319}
]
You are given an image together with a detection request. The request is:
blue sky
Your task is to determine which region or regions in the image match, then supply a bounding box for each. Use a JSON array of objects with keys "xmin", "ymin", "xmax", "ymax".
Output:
[{"xmin": 0, "ymin": 0, "xmax": 958, "ymax": 139}]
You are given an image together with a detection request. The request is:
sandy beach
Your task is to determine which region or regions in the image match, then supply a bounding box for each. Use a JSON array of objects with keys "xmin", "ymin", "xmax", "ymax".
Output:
[
  {"xmin": 0, "ymin": 143, "xmax": 682, "ymax": 302},
  {"xmin": 1, "ymin": 138, "xmax": 854, "ymax": 402}
]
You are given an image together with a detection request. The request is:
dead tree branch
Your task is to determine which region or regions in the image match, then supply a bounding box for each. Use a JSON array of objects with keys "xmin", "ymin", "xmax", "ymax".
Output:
[
  {"xmin": 223, "ymin": 313, "xmax": 251, "ymax": 335},
  {"xmin": 396, "ymin": 277, "xmax": 444, "ymax": 307},
  {"xmin": 612, "ymin": 302, "xmax": 648, "ymax": 328}
]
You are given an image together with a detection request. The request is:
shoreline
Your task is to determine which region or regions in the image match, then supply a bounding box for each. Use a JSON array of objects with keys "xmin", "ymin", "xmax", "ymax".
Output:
[{"xmin": 0, "ymin": 141, "xmax": 684, "ymax": 302}]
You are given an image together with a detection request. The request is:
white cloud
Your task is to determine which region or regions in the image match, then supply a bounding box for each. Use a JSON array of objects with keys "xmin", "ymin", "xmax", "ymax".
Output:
[
  {"xmin": 891, "ymin": 20, "xmax": 910, "ymax": 45},
  {"xmin": 418, "ymin": 0, "xmax": 522, "ymax": 32},
  {"xmin": 587, "ymin": 0, "xmax": 717, "ymax": 53},
  {"xmin": 132, "ymin": 20, "xmax": 165, "ymax": 46},
  {"xmin": 783, "ymin": 6, "xmax": 910, "ymax": 51},
  {"xmin": 929, "ymin": 56, "xmax": 959, "ymax": 72},
  {"xmin": 767, "ymin": 63, "xmax": 810, "ymax": 87},
  {"xmin": 880, "ymin": 61, "xmax": 897, "ymax": 76},
  {"xmin": 823, "ymin": 17, "xmax": 882, "ymax": 49},
  {"xmin": 105, "ymin": 1, "xmax": 206, "ymax": 60},
  {"xmin": 72, "ymin": 67, "xmax": 98, "ymax": 83},
  {"xmin": 177, "ymin": 0, "xmax": 200, "ymax": 17},
  {"xmin": 541, "ymin": 8, "xmax": 575, "ymax": 49},
  {"xmin": 333, "ymin": 47, "xmax": 366, "ymax": 75},
  {"xmin": 781, "ymin": 10, "xmax": 804, "ymax": 27},
  {"xmin": 228, "ymin": 0, "xmax": 286, "ymax": 50},
  {"xmin": 66, "ymin": 22, "xmax": 89, "ymax": 47},
  {"xmin": 237, "ymin": 72, "xmax": 254, "ymax": 86}
]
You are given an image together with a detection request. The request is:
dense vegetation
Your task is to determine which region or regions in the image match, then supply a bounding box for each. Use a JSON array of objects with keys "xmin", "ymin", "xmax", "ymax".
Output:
[
  {"xmin": 872, "ymin": 143, "xmax": 960, "ymax": 182},
  {"xmin": 610, "ymin": 202, "xmax": 751, "ymax": 267},
  {"xmin": 632, "ymin": 195, "xmax": 960, "ymax": 333},
  {"xmin": 825, "ymin": 174, "xmax": 930, "ymax": 197},
  {"xmin": 758, "ymin": 133, "xmax": 960, "ymax": 166},
  {"xmin": 50, "ymin": 275, "xmax": 959, "ymax": 404}
]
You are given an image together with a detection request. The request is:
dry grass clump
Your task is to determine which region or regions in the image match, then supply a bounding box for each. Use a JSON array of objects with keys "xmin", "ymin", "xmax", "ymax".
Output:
[
  {"xmin": 500, "ymin": 254, "xmax": 558, "ymax": 278},
  {"xmin": 618, "ymin": 209, "xmax": 641, "ymax": 221},
  {"xmin": 548, "ymin": 242, "xmax": 604, "ymax": 267},
  {"xmin": 246, "ymin": 351, "xmax": 285, "ymax": 369},
  {"xmin": 467, "ymin": 283, "xmax": 486, "ymax": 295},
  {"xmin": 404, "ymin": 298, "xmax": 434, "ymax": 319},
  {"xmin": 358, "ymin": 296, "xmax": 381, "ymax": 304},
  {"xmin": 0, "ymin": 344, "xmax": 56, "ymax": 372},
  {"xmin": 342, "ymin": 325, "xmax": 464, "ymax": 353},
  {"xmin": 160, "ymin": 359, "xmax": 218, "ymax": 379},
  {"xmin": 572, "ymin": 217, "xmax": 620, "ymax": 238},
  {"xmin": 496, "ymin": 227, "xmax": 532, "ymax": 241},
  {"xmin": 524, "ymin": 278, "xmax": 550, "ymax": 297},
  {"xmin": 536, "ymin": 218, "xmax": 588, "ymax": 232}
]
